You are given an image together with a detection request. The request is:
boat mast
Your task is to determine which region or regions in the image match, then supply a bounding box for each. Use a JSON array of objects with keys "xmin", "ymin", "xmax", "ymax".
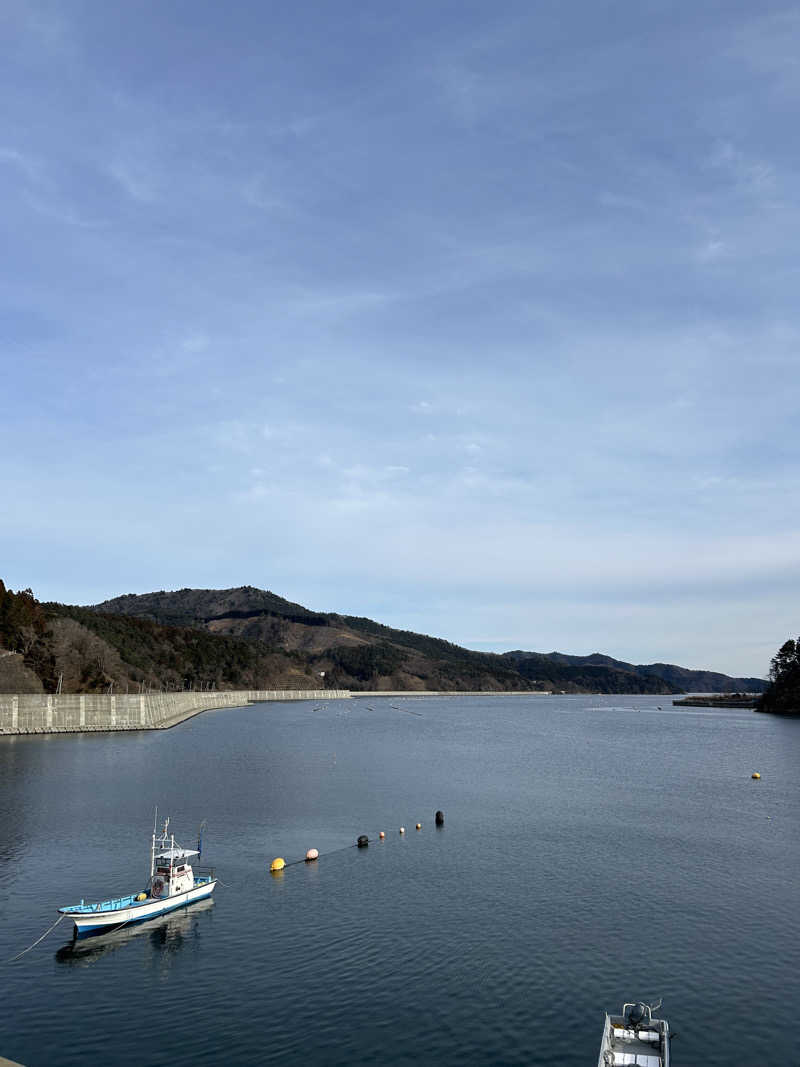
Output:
[{"xmin": 150, "ymin": 806, "xmax": 158, "ymax": 880}]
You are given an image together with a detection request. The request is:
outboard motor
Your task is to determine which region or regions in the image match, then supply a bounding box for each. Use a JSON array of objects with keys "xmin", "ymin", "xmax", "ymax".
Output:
[{"xmin": 624, "ymin": 1003, "xmax": 647, "ymax": 1030}]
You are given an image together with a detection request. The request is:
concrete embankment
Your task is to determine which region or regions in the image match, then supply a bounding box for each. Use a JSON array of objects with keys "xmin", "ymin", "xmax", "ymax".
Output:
[{"xmin": 0, "ymin": 689, "xmax": 350, "ymax": 736}]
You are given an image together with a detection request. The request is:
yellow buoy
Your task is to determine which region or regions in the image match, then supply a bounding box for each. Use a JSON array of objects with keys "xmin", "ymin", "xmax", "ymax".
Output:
[
  {"xmin": 416, "ymin": 823, "xmax": 422, "ymax": 830},
  {"xmin": 379, "ymin": 831, "xmax": 385, "ymax": 839},
  {"xmin": 136, "ymin": 892, "xmax": 147, "ymax": 901},
  {"xmin": 752, "ymin": 772, "xmax": 761, "ymax": 779},
  {"xmin": 270, "ymin": 857, "xmax": 286, "ymax": 871}
]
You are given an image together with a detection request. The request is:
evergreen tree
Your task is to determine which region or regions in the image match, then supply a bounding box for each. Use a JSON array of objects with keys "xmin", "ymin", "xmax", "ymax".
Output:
[{"xmin": 757, "ymin": 637, "xmax": 800, "ymax": 715}]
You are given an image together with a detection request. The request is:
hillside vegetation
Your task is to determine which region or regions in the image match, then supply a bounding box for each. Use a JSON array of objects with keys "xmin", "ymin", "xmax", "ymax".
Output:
[
  {"xmin": 757, "ymin": 638, "xmax": 800, "ymax": 716},
  {"xmin": 503, "ymin": 650, "xmax": 766, "ymax": 695},
  {"xmin": 0, "ymin": 580, "xmax": 767, "ymax": 696}
]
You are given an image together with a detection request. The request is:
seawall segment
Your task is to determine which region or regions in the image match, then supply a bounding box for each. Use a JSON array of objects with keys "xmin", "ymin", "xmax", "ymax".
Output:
[{"xmin": 0, "ymin": 689, "xmax": 350, "ymax": 736}]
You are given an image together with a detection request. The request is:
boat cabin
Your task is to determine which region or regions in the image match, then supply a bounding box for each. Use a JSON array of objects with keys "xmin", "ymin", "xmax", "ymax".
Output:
[{"xmin": 150, "ymin": 844, "xmax": 199, "ymax": 898}]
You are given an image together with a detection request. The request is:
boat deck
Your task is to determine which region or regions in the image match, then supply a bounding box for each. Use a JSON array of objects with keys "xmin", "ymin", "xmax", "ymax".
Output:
[{"xmin": 60, "ymin": 894, "xmax": 151, "ymax": 915}]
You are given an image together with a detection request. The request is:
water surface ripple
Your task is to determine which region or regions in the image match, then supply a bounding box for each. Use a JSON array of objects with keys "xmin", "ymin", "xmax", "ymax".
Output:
[{"xmin": 1, "ymin": 695, "xmax": 798, "ymax": 1065}]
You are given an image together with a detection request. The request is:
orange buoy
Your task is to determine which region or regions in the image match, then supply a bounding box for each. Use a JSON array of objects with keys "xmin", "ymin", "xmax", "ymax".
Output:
[
  {"xmin": 305, "ymin": 848, "xmax": 319, "ymax": 861},
  {"xmin": 416, "ymin": 823, "xmax": 422, "ymax": 830},
  {"xmin": 399, "ymin": 826, "xmax": 405, "ymax": 834},
  {"xmin": 379, "ymin": 831, "xmax": 385, "ymax": 839}
]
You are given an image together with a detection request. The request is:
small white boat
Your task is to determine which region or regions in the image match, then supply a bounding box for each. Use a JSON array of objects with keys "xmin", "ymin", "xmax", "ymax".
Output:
[
  {"xmin": 58, "ymin": 816, "xmax": 216, "ymax": 938},
  {"xmin": 598, "ymin": 1001, "xmax": 670, "ymax": 1066}
]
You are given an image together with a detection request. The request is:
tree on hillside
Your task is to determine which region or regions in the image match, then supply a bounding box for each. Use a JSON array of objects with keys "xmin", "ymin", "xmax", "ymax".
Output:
[
  {"xmin": 757, "ymin": 637, "xmax": 800, "ymax": 716},
  {"xmin": 0, "ymin": 581, "xmax": 47, "ymax": 652}
]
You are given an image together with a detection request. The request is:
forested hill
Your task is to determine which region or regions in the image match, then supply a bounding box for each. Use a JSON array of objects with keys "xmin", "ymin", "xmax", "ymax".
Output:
[
  {"xmin": 89, "ymin": 585, "xmax": 763, "ymax": 695},
  {"xmin": 502, "ymin": 650, "xmax": 767, "ymax": 695},
  {"xmin": 0, "ymin": 580, "xmax": 766, "ymax": 695}
]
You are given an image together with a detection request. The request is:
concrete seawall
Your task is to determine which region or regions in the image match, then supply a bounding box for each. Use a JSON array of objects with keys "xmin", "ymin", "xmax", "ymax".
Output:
[{"xmin": 0, "ymin": 689, "xmax": 350, "ymax": 736}]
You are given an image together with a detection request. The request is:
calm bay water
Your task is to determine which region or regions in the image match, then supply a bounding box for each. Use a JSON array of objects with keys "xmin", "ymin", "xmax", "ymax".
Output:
[{"xmin": 1, "ymin": 694, "xmax": 798, "ymax": 1066}]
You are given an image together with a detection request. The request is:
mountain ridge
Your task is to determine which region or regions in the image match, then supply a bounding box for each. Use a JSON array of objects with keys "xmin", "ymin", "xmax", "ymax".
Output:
[
  {"xmin": 0, "ymin": 580, "xmax": 766, "ymax": 695},
  {"xmin": 89, "ymin": 585, "xmax": 766, "ymax": 695},
  {"xmin": 502, "ymin": 649, "xmax": 765, "ymax": 694}
]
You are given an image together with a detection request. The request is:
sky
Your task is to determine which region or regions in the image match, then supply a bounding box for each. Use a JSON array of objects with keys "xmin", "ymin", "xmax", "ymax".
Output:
[{"xmin": 2, "ymin": 1, "xmax": 798, "ymax": 677}]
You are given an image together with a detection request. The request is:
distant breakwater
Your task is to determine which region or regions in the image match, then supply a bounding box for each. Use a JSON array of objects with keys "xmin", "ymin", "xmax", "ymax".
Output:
[
  {"xmin": 0, "ymin": 689, "xmax": 349, "ymax": 736},
  {"xmin": 672, "ymin": 694, "xmax": 759, "ymax": 709}
]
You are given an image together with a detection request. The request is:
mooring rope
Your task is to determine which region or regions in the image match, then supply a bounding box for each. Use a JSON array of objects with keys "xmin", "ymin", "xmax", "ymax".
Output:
[
  {"xmin": 5, "ymin": 913, "xmax": 67, "ymax": 963},
  {"xmin": 282, "ymin": 840, "xmax": 359, "ymax": 869}
]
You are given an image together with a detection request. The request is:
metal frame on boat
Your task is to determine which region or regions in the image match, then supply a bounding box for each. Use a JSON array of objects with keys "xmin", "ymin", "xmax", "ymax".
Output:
[{"xmin": 58, "ymin": 815, "xmax": 216, "ymax": 938}]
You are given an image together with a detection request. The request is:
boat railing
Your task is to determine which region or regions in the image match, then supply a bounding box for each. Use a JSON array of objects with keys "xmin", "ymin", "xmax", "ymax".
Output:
[
  {"xmin": 69, "ymin": 894, "xmax": 140, "ymax": 913},
  {"xmin": 622, "ymin": 1003, "xmax": 653, "ymax": 1025},
  {"xmin": 194, "ymin": 866, "xmax": 216, "ymax": 882}
]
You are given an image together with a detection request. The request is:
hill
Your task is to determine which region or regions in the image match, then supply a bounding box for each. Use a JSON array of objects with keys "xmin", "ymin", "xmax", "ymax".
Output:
[
  {"xmin": 92, "ymin": 585, "xmax": 764, "ymax": 696},
  {"xmin": 91, "ymin": 587, "xmax": 534, "ymax": 693},
  {"xmin": 0, "ymin": 580, "xmax": 767, "ymax": 695},
  {"xmin": 502, "ymin": 650, "xmax": 767, "ymax": 695}
]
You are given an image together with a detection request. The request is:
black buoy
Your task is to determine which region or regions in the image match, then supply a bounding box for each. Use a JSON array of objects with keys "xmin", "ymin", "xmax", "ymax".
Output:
[
  {"xmin": 357, "ymin": 835, "xmax": 369, "ymax": 848},
  {"xmin": 435, "ymin": 810, "xmax": 445, "ymax": 826}
]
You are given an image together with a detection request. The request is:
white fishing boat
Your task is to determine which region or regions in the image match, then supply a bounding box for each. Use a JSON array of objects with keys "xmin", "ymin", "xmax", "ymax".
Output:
[
  {"xmin": 58, "ymin": 816, "xmax": 216, "ymax": 938},
  {"xmin": 598, "ymin": 1001, "xmax": 670, "ymax": 1067}
]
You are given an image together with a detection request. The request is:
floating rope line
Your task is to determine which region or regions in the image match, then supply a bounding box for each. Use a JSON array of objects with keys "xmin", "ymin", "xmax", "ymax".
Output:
[
  {"xmin": 274, "ymin": 819, "xmax": 430, "ymax": 874},
  {"xmin": 281, "ymin": 840, "xmax": 360, "ymax": 869},
  {"xmin": 5, "ymin": 913, "xmax": 67, "ymax": 963}
]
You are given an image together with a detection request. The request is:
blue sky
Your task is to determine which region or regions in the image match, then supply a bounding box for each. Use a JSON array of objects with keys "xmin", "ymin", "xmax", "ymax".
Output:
[{"xmin": 2, "ymin": 1, "xmax": 798, "ymax": 676}]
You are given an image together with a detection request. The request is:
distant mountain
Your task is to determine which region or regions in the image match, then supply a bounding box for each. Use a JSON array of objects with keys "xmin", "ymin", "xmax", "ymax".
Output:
[
  {"xmin": 90, "ymin": 585, "xmax": 765, "ymax": 695},
  {"xmin": 502, "ymin": 650, "xmax": 767, "ymax": 694},
  {"xmin": 90, "ymin": 586, "xmax": 531, "ymax": 693},
  {"xmin": 0, "ymin": 579, "xmax": 765, "ymax": 695}
]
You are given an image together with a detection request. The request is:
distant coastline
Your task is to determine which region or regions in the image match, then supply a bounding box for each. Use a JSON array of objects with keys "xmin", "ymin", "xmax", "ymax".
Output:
[{"xmin": 672, "ymin": 694, "xmax": 759, "ymax": 709}]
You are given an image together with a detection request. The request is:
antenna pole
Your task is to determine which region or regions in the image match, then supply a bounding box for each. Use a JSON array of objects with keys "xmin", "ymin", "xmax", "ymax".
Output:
[{"xmin": 151, "ymin": 806, "xmax": 158, "ymax": 880}]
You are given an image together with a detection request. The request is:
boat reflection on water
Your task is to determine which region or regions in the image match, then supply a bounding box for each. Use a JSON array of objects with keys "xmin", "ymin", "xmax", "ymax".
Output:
[{"xmin": 55, "ymin": 897, "xmax": 215, "ymax": 968}]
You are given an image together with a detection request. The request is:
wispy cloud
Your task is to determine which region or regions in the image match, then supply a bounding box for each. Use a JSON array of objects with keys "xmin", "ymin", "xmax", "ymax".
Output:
[
  {"xmin": 0, "ymin": 146, "xmax": 41, "ymax": 182},
  {"xmin": 706, "ymin": 140, "xmax": 776, "ymax": 197}
]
